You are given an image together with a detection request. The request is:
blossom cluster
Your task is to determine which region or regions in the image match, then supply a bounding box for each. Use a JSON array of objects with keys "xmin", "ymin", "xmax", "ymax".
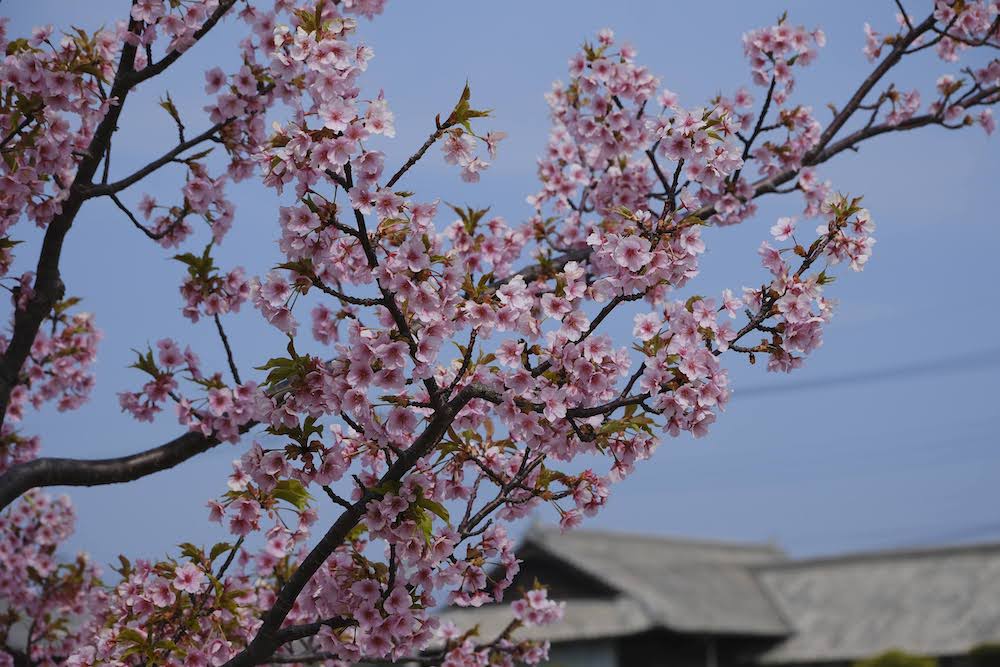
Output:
[
  {"xmin": 2, "ymin": 300, "xmax": 101, "ymax": 422},
  {"xmin": 118, "ymin": 337, "xmax": 269, "ymax": 444},
  {"xmin": 0, "ymin": 2, "xmax": 996, "ymax": 666},
  {"xmin": 0, "ymin": 19, "xmax": 119, "ymax": 234},
  {"xmin": 0, "ymin": 491, "xmax": 106, "ymax": 667}
]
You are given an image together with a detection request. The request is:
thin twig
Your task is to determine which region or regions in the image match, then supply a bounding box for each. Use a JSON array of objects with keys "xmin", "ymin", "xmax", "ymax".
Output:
[{"xmin": 213, "ymin": 314, "xmax": 241, "ymax": 385}]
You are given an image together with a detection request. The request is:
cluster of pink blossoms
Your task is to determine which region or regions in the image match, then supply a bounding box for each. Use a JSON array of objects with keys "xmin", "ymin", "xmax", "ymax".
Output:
[
  {"xmin": 0, "ymin": 1, "xmax": 997, "ymax": 666},
  {"xmin": 0, "ymin": 491, "xmax": 106, "ymax": 667},
  {"xmin": 179, "ymin": 260, "xmax": 251, "ymax": 323},
  {"xmin": 118, "ymin": 337, "xmax": 269, "ymax": 442},
  {"xmin": 2, "ymin": 304, "xmax": 100, "ymax": 422},
  {"xmin": 0, "ymin": 19, "xmax": 119, "ymax": 231}
]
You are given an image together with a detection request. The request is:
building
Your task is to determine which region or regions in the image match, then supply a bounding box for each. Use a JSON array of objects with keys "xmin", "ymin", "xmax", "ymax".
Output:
[{"xmin": 440, "ymin": 526, "xmax": 1000, "ymax": 667}]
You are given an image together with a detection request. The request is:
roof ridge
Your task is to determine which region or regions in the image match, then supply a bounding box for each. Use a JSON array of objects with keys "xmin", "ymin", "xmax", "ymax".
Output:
[
  {"xmin": 755, "ymin": 539, "xmax": 1000, "ymax": 570},
  {"xmin": 528, "ymin": 523, "xmax": 785, "ymax": 554}
]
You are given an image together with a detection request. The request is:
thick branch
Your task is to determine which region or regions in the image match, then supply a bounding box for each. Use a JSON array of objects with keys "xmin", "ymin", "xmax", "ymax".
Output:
[
  {"xmin": 0, "ymin": 430, "xmax": 228, "ymax": 511},
  {"xmin": 0, "ymin": 3, "xmax": 239, "ymax": 426},
  {"xmin": 221, "ymin": 386, "xmax": 481, "ymax": 667},
  {"xmin": 0, "ymin": 19, "xmax": 143, "ymax": 426},
  {"xmin": 814, "ymin": 14, "xmax": 936, "ymax": 154}
]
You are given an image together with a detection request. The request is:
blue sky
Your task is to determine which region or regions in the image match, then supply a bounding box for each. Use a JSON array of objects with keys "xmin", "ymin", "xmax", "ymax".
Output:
[{"xmin": 5, "ymin": 1, "xmax": 999, "ymax": 566}]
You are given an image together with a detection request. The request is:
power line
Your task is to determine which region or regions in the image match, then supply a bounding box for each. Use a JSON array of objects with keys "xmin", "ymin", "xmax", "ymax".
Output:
[{"xmin": 735, "ymin": 346, "xmax": 1000, "ymax": 399}]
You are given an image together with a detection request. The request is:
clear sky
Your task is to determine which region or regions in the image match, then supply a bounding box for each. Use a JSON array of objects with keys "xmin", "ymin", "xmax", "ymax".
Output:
[{"xmin": 5, "ymin": 1, "xmax": 999, "ymax": 566}]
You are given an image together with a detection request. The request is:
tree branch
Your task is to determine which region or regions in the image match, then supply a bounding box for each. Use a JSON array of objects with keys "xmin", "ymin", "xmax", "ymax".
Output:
[
  {"xmin": 84, "ymin": 121, "xmax": 226, "ymax": 198},
  {"xmin": 108, "ymin": 192, "xmax": 173, "ymax": 240},
  {"xmin": 0, "ymin": 430, "xmax": 231, "ymax": 511},
  {"xmin": 213, "ymin": 314, "xmax": 242, "ymax": 385},
  {"xmin": 0, "ymin": 2, "xmax": 240, "ymax": 427},
  {"xmin": 221, "ymin": 386, "xmax": 481, "ymax": 667},
  {"xmin": 0, "ymin": 17, "xmax": 143, "ymax": 427},
  {"xmin": 124, "ymin": 1, "xmax": 239, "ymax": 87},
  {"xmin": 812, "ymin": 14, "xmax": 936, "ymax": 156},
  {"xmin": 385, "ymin": 120, "xmax": 453, "ymax": 188}
]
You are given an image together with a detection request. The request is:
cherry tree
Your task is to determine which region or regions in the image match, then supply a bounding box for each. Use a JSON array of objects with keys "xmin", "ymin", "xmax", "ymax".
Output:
[{"xmin": 0, "ymin": 1, "xmax": 997, "ymax": 665}]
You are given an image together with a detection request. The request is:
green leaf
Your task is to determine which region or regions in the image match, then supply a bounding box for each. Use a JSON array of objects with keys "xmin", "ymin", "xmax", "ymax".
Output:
[
  {"xmin": 273, "ymin": 479, "xmax": 312, "ymax": 511},
  {"xmin": 154, "ymin": 639, "xmax": 180, "ymax": 653},
  {"xmin": 209, "ymin": 542, "xmax": 232, "ymax": 563},
  {"xmin": 444, "ymin": 82, "xmax": 492, "ymax": 132},
  {"xmin": 178, "ymin": 542, "xmax": 202, "ymax": 561},
  {"xmin": 119, "ymin": 645, "xmax": 145, "ymax": 659},
  {"xmin": 346, "ymin": 523, "xmax": 368, "ymax": 542},
  {"xmin": 684, "ymin": 295, "xmax": 704, "ymax": 313},
  {"xmin": 116, "ymin": 555, "xmax": 132, "ymax": 577},
  {"xmin": 117, "ymin": 628, "xmax": 146, "ymax": 646},
  {"xmin": 159, "ymin": 92, "xmax": 182, "ymax": 127},
  {"xmin": 129, "ymin": 346, "xmax": 159, "ymax": 378},
  {"xmin": 372, "ymin": 479, "xmax": 402, "ymax": 496},
  {"xmin": 53, "ymin": 296, "xmax": 82, "ymax": 316},
  {"xmin": 417, "ymin": 496, "xmax": 450, "ymax": 524},
  {"xmin": 413, "ymin": 506, "xmax": 434, "ymax": 543},
  {"xmin": 172, "ymin": 243, "xmax": 216, "ymax": 280}
]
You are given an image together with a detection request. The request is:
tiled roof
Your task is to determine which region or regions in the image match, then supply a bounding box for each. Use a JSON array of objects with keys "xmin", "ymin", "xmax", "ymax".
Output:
[
  {"xmin": 755, "ymin": 542, "xmax": 1000, "ymax": 662},
  {"xmin": 439, "ymin": 527, "xmax": 1000, "ymax": 663}
]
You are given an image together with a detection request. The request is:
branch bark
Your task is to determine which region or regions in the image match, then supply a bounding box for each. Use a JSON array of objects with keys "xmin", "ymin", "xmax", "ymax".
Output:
[
  {"xmin": 0, "ymin": 430, "xmax": 227, "ymax": 511},
  {"xmin": 0, "ymin": 3, "xmax": 240, "ymax": 427},
  {"xmin": 84, "ymin": 121, "xmax": 227, "ymax": 198},
  {"xmin": 221, "ymin": 386, "xmax": 480, "ymax": 667},
  {"xmin": 0, "ymin": 20, "xmax": 142, "ymax": 426}
]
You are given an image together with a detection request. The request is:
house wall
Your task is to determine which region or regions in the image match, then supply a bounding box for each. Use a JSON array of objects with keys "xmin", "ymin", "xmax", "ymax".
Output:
[
  {"xmin": 547, "ymin": 639, "xmax": 619, "ymax": 667},
  {"xmin": 616, "ymin": 630, "xmax": 708, "ymax": 667},
  {"xmin": 546, "ymin": 630, "xmax": 785, "ymax": 667}
]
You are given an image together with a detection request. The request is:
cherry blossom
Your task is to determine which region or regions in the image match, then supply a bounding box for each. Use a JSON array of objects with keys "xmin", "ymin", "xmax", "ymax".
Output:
[{"xmin": 0, "ymin": 2, "xmax": 996, "ymax": 666}]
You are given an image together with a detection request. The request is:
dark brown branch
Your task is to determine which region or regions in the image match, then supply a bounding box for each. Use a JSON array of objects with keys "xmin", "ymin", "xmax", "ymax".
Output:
[
  {"xmin": 0, "ymin": 430, "xmax": 232, "ymax": 511},
  {"xmin": 221, "ymin": 386, "xmax": 482, "ymax": 667},
  {"xmin": 0, "ymin": 113, "xmax": 39, "ymax": 150},
  {"xmin": 85, "ymin": 121, "xmax": 226, "ymax": 197},
  {"xmin": 644, "ymin": 145, "xmax": 671, "ymax": 194},
  {"xmin": 531, "ymin": 292, "xmax": 645, "ymax": 378},
  {"xmin": 506, "ymin": 77, "xmax": 996, "ymax": 293},
  {"xmin": 343, "ymin": 163, "xmax": 445, "ymax": 409},
  {"xmin": 0, "ymin": 17, "xmax": 143, "ymax": 426},
  {"xmin": 753, "ymin": 83, "xmax": 999, "ymax": 198},
  {"xmin": 0, "ymin": 3, "xmax": 239, "ymax": 427},
  {"xmin": 108, "ymin": 192, "xmax": 172, "ymax": 240},
  {"xmin": 928, "ymin": 14, "xmax": 1000, "ymax": 49},
  {"xmin": 812, "ymin": 14, "xmax": 936, "ymax": 155},
  {"xmin": 731, "ymin": 74, "xmax": 777, "ymax": 185},
  {"xmin": 124, "ymin": 0, "xmax": 239, "ymax": 87},
  {"xmin": 894, "ymin": 0, "xmax": 914, "ymax": 31},
  {"xmin": 273, "ymin": 618, "xmax": 354, "ymax": 644},
  {"xmin": 321, "ymin": 485, "xmax": 353, "ymax": 510},
  {"xmin": 445, "ymin": 328, "xmax": 477, "ymax": 396},
  {"xmin": 213, "ymin": 313, "xmax": 242, "ymax": 385},
  {"xmin": 385, "ymin": 121, "xmax": 452, "ymax": 188},
  {"xmin": 311, "ymin": 278, "xmax": 382, "ymax": 307}
]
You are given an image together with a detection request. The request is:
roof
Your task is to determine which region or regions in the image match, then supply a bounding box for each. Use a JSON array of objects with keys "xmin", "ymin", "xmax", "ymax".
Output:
[
  {"xmin": 439, "ymin": 525, "xmax": 792, "ymax": 642},
  {"xmin": 439, "ymin": 527, "xmax": 1000, "ymax": 663},
  {"xmin": 755, "ymin": 542, "xmax": 1000, "ymax": 663},
  {"xmin": 440, "ymin": 596, "xmax": 654, "ymax": 644},
  {"xmin": 523, "ymin": 526, "xmax": 791, "ymax": 636}
]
